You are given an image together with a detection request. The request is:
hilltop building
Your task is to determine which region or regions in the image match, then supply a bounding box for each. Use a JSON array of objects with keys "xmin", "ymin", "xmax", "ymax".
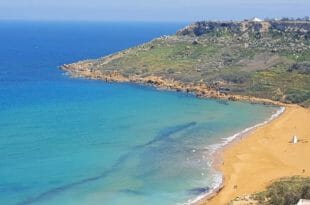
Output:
[{"xmin": 251, "ymin": 17, "xmax": 263, "ymax": 22}]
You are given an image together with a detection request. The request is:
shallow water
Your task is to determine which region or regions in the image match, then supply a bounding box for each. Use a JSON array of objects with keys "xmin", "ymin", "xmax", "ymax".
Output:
[{"xmin": 0, "ymin": 21, "xmax": 279, "ymax": 205}]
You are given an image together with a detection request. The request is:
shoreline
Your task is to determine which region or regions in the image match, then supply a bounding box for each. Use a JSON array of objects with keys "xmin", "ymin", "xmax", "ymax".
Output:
[
  {"xmin": 60, "ymin": 65, "xmax": 285, "ymax": 107},
  {"xmin": 187, "ymin": 106, "xmax": 285, "ymax": 205},
  {"xmin": 60, "ymin": 66, "xmax": 309, "ymax": 205},
  {"xmin": 203, "ymin": 105, "xmax": 310, "ymax": 205}
]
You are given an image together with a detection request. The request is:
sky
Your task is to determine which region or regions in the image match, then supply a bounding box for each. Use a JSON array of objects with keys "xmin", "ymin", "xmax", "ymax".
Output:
[{"xmin": 0, "ymin": 0, "xmax": 309, "ymax": 22}]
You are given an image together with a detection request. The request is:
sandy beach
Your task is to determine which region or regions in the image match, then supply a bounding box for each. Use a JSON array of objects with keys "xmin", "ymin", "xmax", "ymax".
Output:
[
  {"xmin": 199, "ymin": 105, "xmax": 310, "ymax": 205},
  {"xmin": 63, "ymin": 62, "xmax": 310, "ymax": 204}
]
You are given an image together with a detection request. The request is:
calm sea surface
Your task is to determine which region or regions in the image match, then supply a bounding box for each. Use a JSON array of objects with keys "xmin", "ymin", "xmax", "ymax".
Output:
[{"xmin": 0, "ymin": 21, "xmax": 279, "ymax": 205}]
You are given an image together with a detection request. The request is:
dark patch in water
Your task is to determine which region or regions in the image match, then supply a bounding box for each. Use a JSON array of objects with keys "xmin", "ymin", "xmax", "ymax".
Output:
[
  {"xmin": 16, "ymin": 153, "xmax": 131, "ymax": 205},
  {"xmin": 142, "ymin": 122, "xmax": 197, "ymax": 146},
  {"xmin": 216, "ymin": 100, "xmax": 229, "ymax": 105},
  {"xmin": 16, "ymin": 170, "xmax": 113, "ymax": 205},
  {"xmin": 119, "ymin": 189, "xmax": 145, "ymax": 196},
  {"xmin": 188, "ymin": 187, "xmax": 210, "ymax": 195},
  {"xmin": 16, "ymin": 122, "xmax": 196, "ymax": 205}
]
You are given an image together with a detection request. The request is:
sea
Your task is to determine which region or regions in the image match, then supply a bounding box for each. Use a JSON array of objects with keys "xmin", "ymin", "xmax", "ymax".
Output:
[{"xmin": 0, "ymin": 21, "xmax": 281, "ymax": 205}]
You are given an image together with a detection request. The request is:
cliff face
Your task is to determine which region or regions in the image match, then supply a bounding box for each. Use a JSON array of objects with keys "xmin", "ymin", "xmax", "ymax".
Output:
[
  {"xmin": 62, "ymin": 19, "xmax": 310, "ymax": 107},
  {"xmin": 176, "ymin": 20, "xmax": 310, "ymax": 38}
]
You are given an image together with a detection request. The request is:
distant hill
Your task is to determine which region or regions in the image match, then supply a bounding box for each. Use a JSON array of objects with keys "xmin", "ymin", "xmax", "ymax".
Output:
[{"xmin": 62, "ymin": 19, "xmax": 310, "ymax": 107}]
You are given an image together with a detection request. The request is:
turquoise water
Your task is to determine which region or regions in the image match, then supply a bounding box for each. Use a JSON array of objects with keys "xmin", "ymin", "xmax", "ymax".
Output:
[{"xmin": 0, "ymin": 22, "xmax": 279, "ymax": 205}]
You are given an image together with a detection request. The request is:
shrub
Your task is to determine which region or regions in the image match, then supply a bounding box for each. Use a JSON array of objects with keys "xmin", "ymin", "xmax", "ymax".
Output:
[
  {"xmin": 254, "ymin": 176, "xmax": 310, "ymax": 205},
  {"xmin": 285, "ymin": 91, "xmax": 310, "ymax": 104}
]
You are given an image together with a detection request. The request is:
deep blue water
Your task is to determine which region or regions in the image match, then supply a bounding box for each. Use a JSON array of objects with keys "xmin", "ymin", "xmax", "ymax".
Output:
[{"xmin": 0, "ymin": 22, "xmax": 279, "ymax": 205}]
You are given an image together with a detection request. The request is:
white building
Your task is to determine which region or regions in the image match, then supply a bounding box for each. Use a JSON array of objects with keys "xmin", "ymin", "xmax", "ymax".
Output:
[
  {"xmin": 297, "ymin": 199, "xmax": 310, "ymax": 205},
  {"xmin": 251, "ymin": 17, "xmax": 263, "ymax": 22}
]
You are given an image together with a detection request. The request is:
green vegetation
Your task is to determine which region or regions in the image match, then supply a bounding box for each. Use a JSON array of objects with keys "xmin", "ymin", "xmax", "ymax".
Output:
[
  {"xmin": 252, "ymin": 176, "xmax": 310, "ymax": 205},
  {"xmin": 66, "ymin": 20, "xmax": 310, "ymax": 106},
  {"xmin": 246, "ymin": 65, "xmax": 310, "ymax": 106}
]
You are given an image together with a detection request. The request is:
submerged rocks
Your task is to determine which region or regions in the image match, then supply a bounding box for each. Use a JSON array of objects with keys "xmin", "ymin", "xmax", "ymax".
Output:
[{"xmin": 188, "ymin": 187, "xmax": 210, "ymax": 195}]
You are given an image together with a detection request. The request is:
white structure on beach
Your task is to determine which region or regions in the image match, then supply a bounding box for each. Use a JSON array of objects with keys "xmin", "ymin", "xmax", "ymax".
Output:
[
  {"xmin": 251, "ymin": 17, "xmax": 263, "ymax": 22},
  {"xmin": 297, "ymin": 199, "xmax": 310, "ymax": 205},
  {"xmin": 292, "ymin": 135, "xmax": 298, "ymax": 144}
]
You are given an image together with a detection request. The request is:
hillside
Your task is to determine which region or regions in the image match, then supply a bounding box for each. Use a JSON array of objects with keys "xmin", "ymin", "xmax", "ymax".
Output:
[
  {"xmin": 62, "ymin": 19, "xmax": 310, "ymax": 106},
  {"xmin": 230, "ymin": 176, "xmax": 310, "ymax": 205}
]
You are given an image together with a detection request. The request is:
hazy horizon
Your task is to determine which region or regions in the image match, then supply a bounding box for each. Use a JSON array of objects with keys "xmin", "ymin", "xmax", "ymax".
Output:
[{"xmin": 0, "ymin": 0, "xmax": 309, "ymax": 22}]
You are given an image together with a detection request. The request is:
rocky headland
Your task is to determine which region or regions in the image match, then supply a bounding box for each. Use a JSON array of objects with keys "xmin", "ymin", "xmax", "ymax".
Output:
[
  {"xmin": 61, "ymin": 18, "xmax": 310, "ymax": 107},
  {"xmin": 60, "ymin": 18, "xmax": 310, "ymax": 205}
]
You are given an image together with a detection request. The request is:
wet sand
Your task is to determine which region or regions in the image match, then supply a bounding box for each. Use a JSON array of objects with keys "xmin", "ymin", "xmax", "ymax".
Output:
[{"xmin": 200, "ymin": 105, "xmax": 310, "ymax": 205}]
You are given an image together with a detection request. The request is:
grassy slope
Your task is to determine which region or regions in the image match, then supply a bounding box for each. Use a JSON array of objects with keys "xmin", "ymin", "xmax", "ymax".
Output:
[
  {"xmin": 254, "ymin": 176, "xmax": 310, "ymax": 205},
  {"xmin": 229, "ymin": 176, "xmax": 310, "ymax": 205},
  {"xmin": 72, "ymin": 24, "xmax": 310, "ymax": 106}
]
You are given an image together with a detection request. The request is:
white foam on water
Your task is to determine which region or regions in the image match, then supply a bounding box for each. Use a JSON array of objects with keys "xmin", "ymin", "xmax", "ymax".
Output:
[{"xmin": 184, "ymin": 106, "xmax": 285, "ymax": 205}]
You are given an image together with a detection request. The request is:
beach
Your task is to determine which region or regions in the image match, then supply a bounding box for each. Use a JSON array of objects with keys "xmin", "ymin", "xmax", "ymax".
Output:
[
  {"xmin": 1, "ymin": 18, "xmax": 309, "ymax": 205},
  {"xmin": 199, "ymin": 105, "xmax": 310, "ymax": 205},
  {"xmin": 62, "ymin": 60, "xmax": 310, "ymax": 205}
]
